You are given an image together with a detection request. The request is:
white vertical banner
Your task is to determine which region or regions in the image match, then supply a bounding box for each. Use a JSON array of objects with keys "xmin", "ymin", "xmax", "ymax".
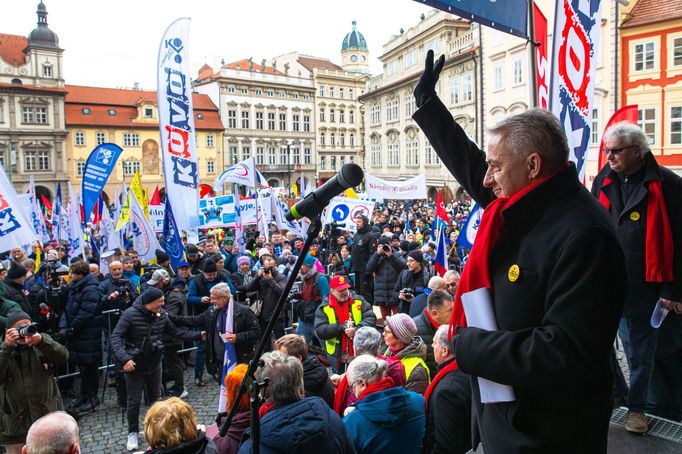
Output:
[
  {"xmin": 67, "ymin": 184, "xmax": 84, "ymax": 259},
  {"xmin": 129, "ymin": 193, "xmax": 162, "ymax": 265},
  {"xmin": 157, "ymin": 18, "xmax": 200, "ymax": 242},
  {"xmin": 28, "ymin": 176, "xmax": 50, "ymax": 243},
  {"xmin": 0, "ymin": 163, "xmax": 38, "ymax": 250}
]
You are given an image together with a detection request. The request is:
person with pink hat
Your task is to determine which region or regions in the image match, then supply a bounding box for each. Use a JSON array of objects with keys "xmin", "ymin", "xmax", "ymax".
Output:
[{"xmin": 383, "ymin": 313, "xmax": 430, "ymax": 395}]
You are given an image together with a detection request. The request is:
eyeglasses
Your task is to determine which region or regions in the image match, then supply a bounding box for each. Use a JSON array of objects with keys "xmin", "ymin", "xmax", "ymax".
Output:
[
  {"xmin": 447, "ymin": 282, "xmax": 458, "ymax": 288},
  {"xmin": 602, "ymin": 145, "xmax": 635, "ymax": 155}
]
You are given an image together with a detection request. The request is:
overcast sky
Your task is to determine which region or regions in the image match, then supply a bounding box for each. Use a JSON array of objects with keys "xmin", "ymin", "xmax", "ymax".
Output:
[{"xmin": 1, "ymin": 0, "xmax": 435, "ymax": 89}]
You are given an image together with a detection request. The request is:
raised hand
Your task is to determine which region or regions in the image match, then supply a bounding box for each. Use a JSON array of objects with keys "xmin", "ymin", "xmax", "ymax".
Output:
[{"xmin": 413, "ymin": 49, "xmax": 445, "ymax": 108}]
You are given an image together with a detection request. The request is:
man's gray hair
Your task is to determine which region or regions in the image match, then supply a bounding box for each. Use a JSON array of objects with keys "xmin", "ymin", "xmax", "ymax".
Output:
[
  {"xmin": 347, "ymin": 354, "xmax": 388, "ymax": 387},
  {"xmin": 603, "ymin": 121, "xmax": 650, "ymax": 158},
  {"xmin": 443, "ymin": 270, "xmax": 460, "ymax": 280},
  {"xmin": 427, "ymin": 276, "xmax": 446, "ymax": 290},
  {"xmin": 25, "ymin": 411, "xmax": 80, "ymax": 454},
  {"xmin": 353, "ymin": 326, "xmax": 382, "ymax": 356},
  {"xmin": 427, "ymin": 289, "xmax": 454, "ymax": 311},
  {"xmin": 211, "ymin": 282, "xmax": 232, "ymax": 298},
  {"xmin": 489, "ymin": 108, "xmax": 569, "ymax": 170},
  {"xmin": 257, "ymin": 351, "xmax": 304, "ymax": 405},
  {"xmin": 434, "ymin": 325, "xmax": 451, "ymax": 352}
]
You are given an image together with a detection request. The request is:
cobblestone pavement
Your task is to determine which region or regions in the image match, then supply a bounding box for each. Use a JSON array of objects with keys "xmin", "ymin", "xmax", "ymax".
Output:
[{"xmin": 77, "ymin": 367, "xmax": 222, "ymax": 453}]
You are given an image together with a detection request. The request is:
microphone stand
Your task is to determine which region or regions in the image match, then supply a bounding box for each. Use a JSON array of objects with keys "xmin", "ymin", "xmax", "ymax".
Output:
[{"xmin": 219, "ymin": 212, "xmax": 325, "ymax": 453}]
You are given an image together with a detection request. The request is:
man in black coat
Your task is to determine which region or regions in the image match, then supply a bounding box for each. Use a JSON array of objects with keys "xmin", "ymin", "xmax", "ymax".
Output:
[
  {"xmin": 412, "ymin": 50, "xmax": 627, "ymax": 453},
  {"xmin": 110, "ymin": 288, "xmax": 205, "ymax": 451},
  {"xmin": 350, "ymin": 215, "xmax": 376, "ymax": 304},
  {"xmin": 366, "ymin": 237, "xmax": 405, "ymax": 320},
  {"xmin": 413, "ymin": 289, "xmax": 453, "ymax": 374},
  {"xmin": 393, "ymin": 250, "xmax": 431, "ymax": 314},
  {"xmin": 244, "ymin": 257, "xmax": 287, "ymax": 343},
  {"xmin": 1, "ymin": 265, "xmax": 31, "ymax": 315},
  {"xmin": 98, "ymin": 261, "xmax": 137, "ymax": 313},
  {"xmin": 171, "ymin": 282, "xmax": 260, "ymax": 381},
  {"xmin": 591, "ymin": 122, "xmax": 682, "ymax": 432}
]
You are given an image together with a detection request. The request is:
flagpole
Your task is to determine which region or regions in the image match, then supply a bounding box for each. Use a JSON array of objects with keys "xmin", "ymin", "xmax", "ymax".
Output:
[{"xmin": 528, "ymin": 0, "xmax": 538, "ymax": 108}]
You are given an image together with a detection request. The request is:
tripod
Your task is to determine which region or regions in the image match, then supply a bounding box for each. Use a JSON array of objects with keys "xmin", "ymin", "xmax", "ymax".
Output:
[{"xmin": 219, "ymin": 213, "xmax": 324, "ymax": 453}]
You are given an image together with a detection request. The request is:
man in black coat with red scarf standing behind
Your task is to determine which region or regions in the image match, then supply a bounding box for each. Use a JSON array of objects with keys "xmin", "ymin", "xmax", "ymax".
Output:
[{"xmin": 412, "ymin": 50, "xmax": 627, "ymax": 453}]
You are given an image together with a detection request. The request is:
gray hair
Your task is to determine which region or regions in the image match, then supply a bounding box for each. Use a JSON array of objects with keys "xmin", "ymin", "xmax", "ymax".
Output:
[
  {"xmin": 25, "ymin": 411, "xmax": 79, "ymax": 454},
  {"xmin": 443, "ymin": 270, "xmax": 460, "ymax": 280},
  {"xmin": 434, "ymin": 325, "xmax": 451, "ymax": 353},
  {"xmin": 347, "ymin": 354, "xmax": 388, "ymax": 387},
  {"xmin": 427, "ymin": 276, "xmax": 446, "ymax": 290},
  {"xmin": 427, "ymin": 289, "xmax": 454, "ymax": 311},
  {"xmin": 603, "ymin": 121, "xmax": 650, "ymax": 158},
  {"xmin": 210, "ymin": 282, "xmax": 232, "ymax": 298},
  {"xmin": 489, "ymin": 108, "xmax": 569, "ymax": 170},
  {"xmin": 353, "ymin": 326, "xmax": 382, "ymax": 356},
  {"xmin": 257, "ymin": 351, "xmax": 304, "ymax": 405}
]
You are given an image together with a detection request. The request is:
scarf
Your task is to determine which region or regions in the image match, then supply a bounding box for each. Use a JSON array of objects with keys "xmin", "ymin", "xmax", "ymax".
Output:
[
  {"xmin": 328, "ymin": 294, "xmax": 353, "ymax": 358},
  {"xmin": 216, "ymin": 306, "xmax": 228, "ymax": 337},
  {"xmin": 423, "ymin": 308, "xmax": 440, "ymax": 331},
  {"xmin": 239, "ymin": 270, "xmax": 255, "ymax": 288},
  {"xmin": 258, "ymin": 401, "xmax": 276, "ymax": 419},
  {"xmin": 599, "ymin": 176, "xmax": 673, "ymax": 282},
  {"xmin": 449, "ymin": 164, "xmax": 568, "ymax": 338},
  {"xmin": 333, "ymin": 374, "xmax": 351, "ymax": 416},
  {"xmin": 357, "ymin": 376, "xmax": 395, "ymax": 401},
  {"xmin": 424, "ymin": 359, "xmax": 459, "ymax": 412}
]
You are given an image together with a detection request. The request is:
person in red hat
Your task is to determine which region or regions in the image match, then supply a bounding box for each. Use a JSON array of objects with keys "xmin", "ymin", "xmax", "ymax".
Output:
[{"xmin": 314, "ymin": 275, "xmax": 376, "ymax": 373}]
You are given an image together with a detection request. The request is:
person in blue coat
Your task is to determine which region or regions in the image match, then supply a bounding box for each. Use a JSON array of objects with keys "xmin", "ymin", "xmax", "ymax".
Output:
[
  {"xmin": 239, "ymin": 351, "xmax": 355, "ymax": 454},
  {"xmin": 342, "ymin": 354, "xmax": 425, "ymax": 454}
]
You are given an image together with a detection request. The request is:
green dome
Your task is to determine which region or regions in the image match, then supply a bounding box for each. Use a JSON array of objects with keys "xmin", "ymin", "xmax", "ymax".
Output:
[{"xmin": 341, "ymin": 21, "xmax": 367, "ymax": 51}]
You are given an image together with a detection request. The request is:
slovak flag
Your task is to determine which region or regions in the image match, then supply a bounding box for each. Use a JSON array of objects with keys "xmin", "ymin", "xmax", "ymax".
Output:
[
  {"xmin": 434, "ymin": 224, "xmax": 448, "ymax": 277},
  {"xmin": 218, "ymin": 298, "xmax": 238, "ymax": 412}
]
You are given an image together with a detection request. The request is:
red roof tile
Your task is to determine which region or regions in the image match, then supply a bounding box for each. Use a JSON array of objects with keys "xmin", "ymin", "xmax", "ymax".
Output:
[
  {"xmin": 65, "ymin": 85, "xmax": 222, "ymax": 130},
  {"xmin": 622, "ymin": 0, "xmax": 682, "ymax": 28},
  {"xmin": 0, "ymin": 33, "xmax": 28, "ymax": 66},
  {"xmin": 226, "ymin": 59, "xmax": 285, "ymax": 75},
  {"xmin": 297, "ymin": 56, "xmax": 343, "ymax": 72}
]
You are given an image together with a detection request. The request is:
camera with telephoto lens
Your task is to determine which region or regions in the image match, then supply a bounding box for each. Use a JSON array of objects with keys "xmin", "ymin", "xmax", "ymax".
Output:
[
  {"xmin": 263, "ymin": 267, "xmax": 274, "ymax": 274},
  {"xmin": 382, "ymin": 244, "xmax": 391, "ymax": 253},
  {"xmin": 17, "ymin": 323, "xmax": 38, "ymax": 338},
  {"xmin": 401, "ymin": 288, "xmax": 415, "ymax": 298}
]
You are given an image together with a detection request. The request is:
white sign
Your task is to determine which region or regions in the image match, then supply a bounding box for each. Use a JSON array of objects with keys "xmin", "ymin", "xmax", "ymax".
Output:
[
  {"xmin": 129, "ymin": 193, "xmax": 162, "ymax": 264},
  {"xmin": 0, "ymin": 163, "xmax": 38, "ymax": 250},
  {"xmin": 365, "ymin": 174, "xmax": 427, "ymax": 201},
  {"xmin": 324, "ymin": 197, "xmax": 376, "ymax": 233},
  {"xmin": 214, "ymin": 156, "xmax": 257, "ymax": 190}
]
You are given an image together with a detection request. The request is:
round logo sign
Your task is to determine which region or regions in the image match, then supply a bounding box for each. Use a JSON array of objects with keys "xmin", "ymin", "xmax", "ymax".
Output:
[
  {"xmin": 350, "ymin": 205, "xmax": 369, "ymax": 221},
  {"xmin": 332, "ymin": 204, "xmax": 350, "ymax": 221}
]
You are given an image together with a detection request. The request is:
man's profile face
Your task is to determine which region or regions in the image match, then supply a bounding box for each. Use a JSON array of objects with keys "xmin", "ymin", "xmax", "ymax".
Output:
[
  {"xmin": 483, "ymin": 134, "xmax": 533, "ymax": 198},
  {"xmin": 604, "ymin": 136, "xmax": 642, "ymax": 175},
  {"xmin": 445, "ymin": 274, "xmax": 460, "ymax": 296}
]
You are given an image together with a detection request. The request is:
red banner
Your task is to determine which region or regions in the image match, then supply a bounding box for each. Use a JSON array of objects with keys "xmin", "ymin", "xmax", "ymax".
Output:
[
  {"xmin": 533, "ymin": 3, "xmax": 549, "ymax": 110},
  {"xmin": 598, "ymin": 105, "xmax": 639, "ymax": 171}
]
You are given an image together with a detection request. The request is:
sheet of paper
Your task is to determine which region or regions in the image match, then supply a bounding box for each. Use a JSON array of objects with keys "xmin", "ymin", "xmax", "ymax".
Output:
[{"xmin": 461, "ymin": 287, "xmax": 516, "ymax": 404}]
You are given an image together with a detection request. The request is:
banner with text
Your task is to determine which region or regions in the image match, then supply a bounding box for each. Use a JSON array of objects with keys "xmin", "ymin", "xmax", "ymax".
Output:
[
  {"xmin": 0, "ymin": 163, "xmax": 38, "ymax": 250},
  {"xmin": 533, "ymin": 3, "xmax": 549, "ymax": 110},
  {"xmin": 365, "ymin": 174, "xmax": 427, "ymax": 201}
]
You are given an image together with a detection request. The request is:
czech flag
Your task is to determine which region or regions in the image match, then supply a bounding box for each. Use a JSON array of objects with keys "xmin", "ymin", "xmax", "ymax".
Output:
[{"xmin": 434, "ymin": 224, "xmax": 448, "ymax": 277}]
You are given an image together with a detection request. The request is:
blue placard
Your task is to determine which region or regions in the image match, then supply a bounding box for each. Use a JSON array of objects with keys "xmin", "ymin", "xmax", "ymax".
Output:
[{"xmin": 81, "ymin": 143, "xmax": 123, "ymax": 219}]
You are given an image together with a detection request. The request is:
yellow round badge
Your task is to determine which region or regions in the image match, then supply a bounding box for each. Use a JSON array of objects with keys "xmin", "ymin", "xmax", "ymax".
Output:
[
  {"xmin": 630, "ymin": 211, "xmax": 640, "ymax": 222},
  {"xmin": 508, "ymin": 264, "xmax": 520, "ymax": 283}
]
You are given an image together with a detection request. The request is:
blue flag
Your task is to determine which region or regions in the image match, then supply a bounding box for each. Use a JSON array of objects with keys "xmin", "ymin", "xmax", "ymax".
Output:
[
  {"xmin": 81, "ymin": 143, "xmax": 123, "ymax": 222},
  {"xmin": 162, "ymin": 196, "xmax": 184, "ymax": 271},
  {"xmin": 456, "ymin": 203, "xmax": 483, "ymax": 249}
]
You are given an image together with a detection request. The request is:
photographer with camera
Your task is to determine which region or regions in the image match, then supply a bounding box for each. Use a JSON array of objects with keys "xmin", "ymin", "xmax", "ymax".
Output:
[
  {"xmin": 0, "ymin": 310, "xmax": 68, "ymax": 454},
  {"xmin": 99, "ymin": 261, "xmax": 138, "ymax": 313},
  {"xmin": 393, "ymin": 250, "xmax": 431, "ymax": 315},
  {"xmin": 366, "ymin": 237, "xmax": 406, "ymax": 321},
  {"xmin": 350, "ymin": 215, "xmax": 377, "ymax": 305},
  {"xmin": 27, "ymin": 259, "xmax": 69, "ymax": 336},
  {"xmin": 244, "ymin": 256, "xmax": 287, "ymax": 345},
  {"xmin": 111, "ymin": 288, "xmax": 206, "ymax": 451}
]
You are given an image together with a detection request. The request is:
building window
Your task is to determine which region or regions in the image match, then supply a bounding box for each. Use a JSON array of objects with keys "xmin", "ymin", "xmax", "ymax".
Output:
[
  {"xmin": 450, "ymin": 78, "xmax": 460, "ymax": 105},
  {"xmin": 671, "ymin": 106, "xmax": 682, "ymax": 145},
  {"xmin": 279, "ymin": 90, "xmax": 286, "ymax": 98},
  {"xmin": 320, "ymin": 108, "xmax": 326, "ymax": 122},
  {"xmin": 206, "ymin": 134, "xmax": 215, "ymax": 147},
  {"xmin": 267, "ymin": 112, "xmax": 275, "ymax": 130},
  {"xmin": 255, "ymin": 88, "xmax": 263, "ymax": 96},
  {"xmin": 304, "ymin": 147, "xmax": 311, "ymax": 165},
  {"xmin": 25, "ymin": 150, "xmax": 50, "ymax": 171},
  {"xmin": 319, "ymin": 86, "xmax": 324, "ymax": 97},
  {"xmin": 638, "ymin": 108, "xmax": 656, "ymax": 144},
  {"xmin": 228, "ymin": 109, "xmax": 237, "ymax": 128},
  {"xmin": 330, "ymin": 109, "xmax": 336, "ymax": 123},
  {"xmin": 256, "ymin": 111, "xmax": 264, "ymax": 130},
  {"xmin": 267, "ymin": 147, "xmax": 276, "ymax": 165},
  {"xmin": 386, "ymin": 59, "xmax": 400, "ymax": 76},
  {"xmin": 331, "ymin": 156, "xmax": 337, "ymax": 171},
  {"xmin": 227, "ymin": 86, "xmax": 236, "ymax": 93},
  {"xmin": 388, "ymin": 143, "xmax": 400, "ymax": 166},
  {"xmin": 370, "ymin": 105, "xmax": 381, "ymax": 125},
  {"xmin": 405, "ymin": 94, "xmax": 416, "ymax": 117},
  {"xmin": 425, "ymin": 142, "xmax": 440, "ymax": 165},
  {"xmin": 75, "ymin": 131, "xmax": 85, "ymax": 146},
  {"xmin": 340, "ymin": 156, "xmax": 346, "ymax": 167},
  {"xmin": 229, "ymin": 146, "xmax": 238, "ymax": 165},
  {"xmin": 22, "ymin": 106, "xmax": 47, "ymax": 124},
  {"xmin": 513, "ymin": 58, "xmax": 524, "ymax": 85},
  {"xmin": 82, "ymin": 107, "xmax": 91, "ymax": 115},
  {"xmin": 292, "ymin": 92, "xmax": 299, "ymax": 99},
  {"xmin": 462, "ymin": 74, "xmax": 473, "ymax": 102},
  {"xmin": 320, "ymin": 133, "xmax": 325, "ymax": 147},
  {"xmin": 349, "ymin": 134, "xmax": 355, "ymax": 147},
  {"xmin": 96, "ymin": 131, "xmax": 106, "ymax": 145},
  {"xmin": 268, "ymin": 89, "xmax": 274, "ymax": 97},
  {"xmin": 320, "ymin": 156, "xmax": 326, "ymax": 170},
  {"xmin": 241, "ymin": 87, "xmax": 248, "ymax": 94},
  {"xmin": 339, "ymin": 88, "xmax": 345, "ymax": 99},
  {"xmin": 241, "ymin": 111, "xmax": 250, "ymax": 129},
  {"xmin": 339, "ymin": 110, "xmax": 345, "ymax": 123},
  {"xmin": 590, "ymin": 108, "xmax": 600, "ymax": 144},
  {"xmin": 673, "ymin": 37, "xmax": 682, "ymax": 67},
  {"xmin": 279, "ymin": 113, "xmax": 286, "ymax": 131},
  {"xmin": 303, "ymin": 115, "xmax": 311, "ymax": 132},
  {"xmin": 634, "ymin": 42, "xmax": 655, "ymax": 71},
  {"xmin": 76, "ymin": 161, "xmax": 86, "ymax": 176},
  {"xmin": 256, "ymin": 147, "xmax": 265, "ymax": 165},
  {"xmin": 329, "ymin": 87, "xmax": 335, "ymax": 98},
  {"xmin": 349, "ymin": 109, "xmax": 355, "ymax": 124},
  {"xmin": 108, "ymin": 109, "xmax": 117, "ymax": 116},
  {"xmin": 371, "ymin": 144, "xmax": 381, "ymax": 167},
  {"xmin": 386, "ymin": 99, "xmax": 399, "ymax": 122},
  {"xmin": 123, "ymin": 133, "xmax": 140, "ymax": 147},
  {"xmin": 279, "ymin": 147, "xmax": 288, "ymax": 165},
  {"xmin": 123, "ymin": 160, "xmax": 140, "ymax": 175},
  {"xmin": 293, "ymin": 114, "xmax": 300, "ymax": 132},
  {"xmin": 406, "ymin": 137, "xmax": 419, "ymax": 166},
  {"xmin": 493, "ymin": 64, "xmax": 504, "ymax": 91},
  {"xmin": 144, "ymin": 108, "xmax": 154, "ymax": 119},
  {"xmin": 404, "ymin": 49, "xmax": 418, "ymax": 68},
  {"xmin": 330, "ymin": 133, "xmax": 336, "ymax": 147},
  {"xmin": 303, "ymin": 93, "xmax": 310, "ymax": 100},
  {"xmin": 340, "ymin": 134, "xmax": 345, "ymax": 147},
  {"xmin": 42, "ymin": 65, "xmax": 52, "ymax": 78},
  {"xmin": 242, "ymin": 146, "xmax": 251, "ymax": 160},
  {"xmin": 207, "ymin": 160, "xmax": 216, "ymax": 174},
  {"xmin": 349, "ymin": 89, "xmax": 354, "ymax": 100}
]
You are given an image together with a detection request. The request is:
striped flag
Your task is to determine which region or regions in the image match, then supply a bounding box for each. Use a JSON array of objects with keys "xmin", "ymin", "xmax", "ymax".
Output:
[
  {"xmin": 434, "ymin": 223, "xmax": 448, "ymax": 277},
  {"xmin": 218, "ymin": 299, "xmax": 238, "ymax": 412}
]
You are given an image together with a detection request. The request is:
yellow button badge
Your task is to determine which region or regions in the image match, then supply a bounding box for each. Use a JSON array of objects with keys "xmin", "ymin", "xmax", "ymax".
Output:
[
  {"xmin": 630, "ymin": 211, "xmax": 640, "ymax": 222},
  {"xmin": 508, "ymin": 264, "xmax": 520, "ymax": 283}
]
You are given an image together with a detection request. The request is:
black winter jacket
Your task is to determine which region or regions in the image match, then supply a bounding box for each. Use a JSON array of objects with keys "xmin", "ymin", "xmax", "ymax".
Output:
[
  {"xmin": 350, "ymin": 225, "xmax": 376, "ymax": 274},
  {"xmin": 98, "ymin": 275, "xmax": 138, "ymax": 312},
  {"xmin": 245, "ymin": 271, "xmax": 287, "ymax": 323},
  {"xmin": 393, "ymin": 268, "xmax": 431, "ymax": 310},
  {"xmin": 1, "ymin": 281, "xmax": 30, "ymax": 315},
  {"xmin": 413, "ymin": 310, "xmax": 438, "ymax": 374},
  {"xmin": 111, "ymin": 298, "xmax": 201, "ymax": 373},
  {"xmin": 64, "ymin": 273, "xmax": 103, "ymax": 365},
  {"xmin": 302, "ymin": 356, "xmax": 334, "ymax": 408},
  {"xmin": 365, "ymin": 252, "xmax": 405, "ymax": 306}
]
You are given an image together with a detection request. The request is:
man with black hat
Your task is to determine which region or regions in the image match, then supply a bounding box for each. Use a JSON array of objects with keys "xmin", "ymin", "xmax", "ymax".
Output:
[
  {"xmin": 111, "ymin": 287, "xmax": 205, "ymax": 451},
  {"xmin": 155, "ymin": 249, "xmax": 176, "ymax": 279},
  {"xmin": 185, "ymin": 245, "xmax": 206, "ymax": 275},
  {"xmin": 366, "ymin": 236, "xmax": 406, "ymax": 320},
  {"xmin": 393, "ymin": 250, "xmax": 431, "ymax": 314},
  {"xmin": 1, "ymin": 265, "xmax": 32, "ymax": 317},
  {"xmin": 0, "ymin": 310, "xmax": 68, "ymax": 454},
  {"xmin": 350, "ymin": 215, "xmax": 377, "ymax": 304}
]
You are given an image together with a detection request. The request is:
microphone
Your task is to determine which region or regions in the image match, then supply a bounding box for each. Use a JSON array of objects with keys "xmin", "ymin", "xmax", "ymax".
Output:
[{"xmin": 286, "ymin": 163, "xmax": 364, "ymax": 221}]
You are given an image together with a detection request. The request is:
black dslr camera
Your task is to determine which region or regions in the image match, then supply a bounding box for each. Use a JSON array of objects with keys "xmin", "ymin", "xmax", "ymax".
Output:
[
  {"xmin": 400, "ymin": 288, "xmax": 415, "ymax": 298},
  {"xmin": 17, "ymin": 323, "xmax": 38, "ymax": 337}
]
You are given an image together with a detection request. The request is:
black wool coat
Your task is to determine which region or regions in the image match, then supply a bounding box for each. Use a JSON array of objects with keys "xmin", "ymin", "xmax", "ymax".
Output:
[
  {"xmin": 591, "ymin": 152, "xmax": 682, "ymax": 318},
  {"xmin": 65, "ymin": 273, "xmax": 104, "ymax": 365},
  {"xmin": 365, "ymin": 251, "xmax": 406, "ymax": 306},
  {"xmin": 414, "ymin": 97, "xmax": 627, "ymax": 454}
]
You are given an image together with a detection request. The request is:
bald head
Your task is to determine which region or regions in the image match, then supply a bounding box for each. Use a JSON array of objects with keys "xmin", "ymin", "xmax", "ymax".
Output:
[{"xmin": 23, "ymin": 411, "xmax": 80, "ymax": 454}]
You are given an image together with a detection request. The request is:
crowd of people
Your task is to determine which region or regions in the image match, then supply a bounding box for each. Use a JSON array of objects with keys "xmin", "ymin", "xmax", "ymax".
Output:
[{"xmin": 2, "ymin": 50, "xmax": 681, "ymax": 454}]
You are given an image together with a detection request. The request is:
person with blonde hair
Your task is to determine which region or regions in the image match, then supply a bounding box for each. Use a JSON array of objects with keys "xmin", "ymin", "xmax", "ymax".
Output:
[
  {"xmin": 213, "ymin": 364, "xmax": 250, "ymax": 454},
  {"xmin": 143, "ymin": 397, "xmax": 217, "ymax": 453}
]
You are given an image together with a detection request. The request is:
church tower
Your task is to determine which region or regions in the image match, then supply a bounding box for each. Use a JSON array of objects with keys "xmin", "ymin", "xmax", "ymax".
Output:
[{"xmin": 341, "ymin": 20, "xmax": 369, "ymax": 74}]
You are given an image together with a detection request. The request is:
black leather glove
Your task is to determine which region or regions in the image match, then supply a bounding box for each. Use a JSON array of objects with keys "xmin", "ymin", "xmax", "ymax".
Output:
[{"xmin": 413, "ymin": 49, "xmax": 445, "ymax": 109}]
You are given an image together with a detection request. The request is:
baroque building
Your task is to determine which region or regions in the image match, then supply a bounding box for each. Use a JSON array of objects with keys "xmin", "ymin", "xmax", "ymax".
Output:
[{"xmin": 0, "ymin": 1, "xmax": 67, "ymax": 200}]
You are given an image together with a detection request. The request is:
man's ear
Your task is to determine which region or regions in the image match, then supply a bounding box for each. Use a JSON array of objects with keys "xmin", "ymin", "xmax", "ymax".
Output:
[{"xmin": 527, "ymin": 153, "xmax": 543, "ymax": 180}]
